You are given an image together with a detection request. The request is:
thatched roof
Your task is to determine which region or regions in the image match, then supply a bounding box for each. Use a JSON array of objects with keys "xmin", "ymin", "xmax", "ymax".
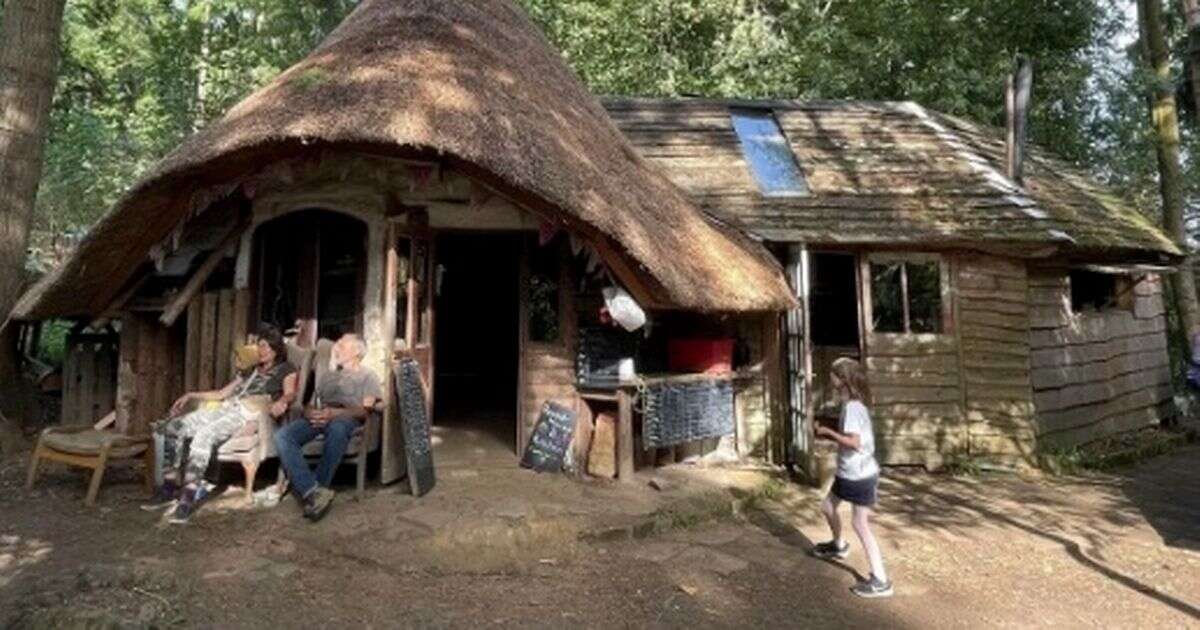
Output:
[
  {"xmin": 12, "ymin": 0, "xmax": 794, "ymax": 321},
  {"xmin": 606, "ymin": 98, "xmax": 1181, "ymax": 261}
]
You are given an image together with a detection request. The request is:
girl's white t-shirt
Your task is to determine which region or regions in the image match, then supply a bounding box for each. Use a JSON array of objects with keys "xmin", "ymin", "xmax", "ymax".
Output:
[{"xmin": 837, "ymin": 400, "xmax": 880, "ymax": 481}]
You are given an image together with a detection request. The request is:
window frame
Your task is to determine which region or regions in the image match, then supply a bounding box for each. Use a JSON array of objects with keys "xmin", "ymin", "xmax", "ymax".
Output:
[
  {"xmin": 729, "ymin": 107, "xmax": 811, "ymax": 198},
  {"xmin": 1068, "ymin": 269, "xmax": 1136, "ymax": 316},
  {"xmin": 860, "ymin": 253, "xmax": 953, "ymax": 336}
]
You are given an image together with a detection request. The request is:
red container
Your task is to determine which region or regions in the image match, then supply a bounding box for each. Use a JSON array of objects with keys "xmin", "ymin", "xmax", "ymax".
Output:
[{"xmin": 668, "ymin": 338, "xmax": 734, "ymax": 374}]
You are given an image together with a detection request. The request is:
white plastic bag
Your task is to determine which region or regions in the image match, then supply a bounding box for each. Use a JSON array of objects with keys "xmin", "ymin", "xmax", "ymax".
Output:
[{"xmin": 602, "ymin": 286, "xmax": 646, "ymax": 332}]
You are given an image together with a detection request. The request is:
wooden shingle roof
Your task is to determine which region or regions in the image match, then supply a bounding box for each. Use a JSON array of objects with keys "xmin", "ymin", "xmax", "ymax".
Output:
[{"xmin": 605, "ymin": 98, "xmax": 1180, "ymax": 261}]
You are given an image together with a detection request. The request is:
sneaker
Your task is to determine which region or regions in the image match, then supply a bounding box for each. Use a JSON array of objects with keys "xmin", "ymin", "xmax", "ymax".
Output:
[
  {"xmin": 851, "ymin": 574, "xmax": 894, "ymax": 598},
  {"xmin": 303, "ymin": 488, "xmax": 336, "ymax": 522},
  {"xmin": 167, "ymin": 501, "xmax": 196, "ymax": 525},
  {"xmin": 140, "ymin": 482, "xmax": 179, "ymax": 512},
  {"xmin": 253, "ymin": 486, "xmax": 283, "ymax": 509},
  {"xmin": 811, "ymin": 540, "xmax": 850, "ymax": 560}
]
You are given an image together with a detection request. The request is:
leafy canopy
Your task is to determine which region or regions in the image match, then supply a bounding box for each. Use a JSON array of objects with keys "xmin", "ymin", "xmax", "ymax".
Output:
[{"xmin": 30, "ymin": 0, "xmax": 1198, "ymax": 243}]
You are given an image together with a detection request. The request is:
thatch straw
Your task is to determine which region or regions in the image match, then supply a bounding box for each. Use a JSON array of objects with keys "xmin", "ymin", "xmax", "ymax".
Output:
[{"xmin": 13, "ymin": 0, "xmax": 795, "ymax": 320}]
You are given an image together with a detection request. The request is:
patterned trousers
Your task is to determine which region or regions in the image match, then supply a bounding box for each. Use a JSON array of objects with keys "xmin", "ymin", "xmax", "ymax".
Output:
[{"xmin": 154, "ymin": 403, "xmax": 247, "ymax": 483}]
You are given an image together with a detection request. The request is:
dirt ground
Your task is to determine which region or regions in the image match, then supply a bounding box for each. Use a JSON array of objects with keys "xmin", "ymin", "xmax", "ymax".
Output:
[{"xmin": 2, "ymin": 445, "xmax": 1198, "ymax": 629}]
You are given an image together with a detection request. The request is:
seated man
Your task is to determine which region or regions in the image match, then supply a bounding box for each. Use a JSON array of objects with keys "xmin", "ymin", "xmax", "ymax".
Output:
[
  {"xmin": 275, "ymin": 334, "xmax": 382, "ymax": 522},
  {"xmin": 145, "ymin": 325, "xmax": 297, "ymax": 524}
]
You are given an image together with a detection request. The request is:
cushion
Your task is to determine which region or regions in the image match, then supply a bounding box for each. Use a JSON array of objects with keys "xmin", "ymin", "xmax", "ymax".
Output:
[
  {"xmin": 42, "ymin": 430, "xmax": 147, "ymax": 459},
  {"xmin": 234, "ymin": 344, "xmax": 260, "ymax": 372}
]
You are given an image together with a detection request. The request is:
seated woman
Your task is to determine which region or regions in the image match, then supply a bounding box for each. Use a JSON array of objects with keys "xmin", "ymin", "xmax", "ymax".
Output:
[{"xmin": 144, "ymin": 325, "xmax": 297, "ymax": 524}]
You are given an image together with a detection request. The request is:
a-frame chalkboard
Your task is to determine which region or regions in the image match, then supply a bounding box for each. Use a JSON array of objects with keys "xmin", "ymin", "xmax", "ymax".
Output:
[
  {"xmin": 520, "ymin": 401, "xmax": 577, "ymax": 473},
  {"xmin": 395, "ymin": 358, "xmax": 435, "ymax": 497}
]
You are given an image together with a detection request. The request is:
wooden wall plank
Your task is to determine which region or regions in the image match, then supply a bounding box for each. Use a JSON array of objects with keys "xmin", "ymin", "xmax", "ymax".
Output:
[
  {"xmin": 199, "ymin": 291, "xmax": 218, "ymax": 390},
  {"xmin": 60, "ymin": 340, "xmax": 80, "ymax": 425},
  {"xmin": 956, "ymin": 254, "xmax": 1035, "ymax": 463},
  {"xmin": 867, "ymin": 355, "xmax": 959, "ymax": 374},
  {"xmin": 1028, "ymin": 267, "xmax": 1173, "ymax": 449},
  {"xmin": 232, "ymin": 288, "xmax": 251, "ymax": 346},
  {"xmin": 867, "ymin": 333, "xmax": 958, "ymax": 356},
  {"xmin": 184, "ymin": 298, "xmax": 201, "ymax": 393},
  {"xmin": 167, "ymin": 322, "xmax": 186, "ymax": 416},
  {"xmin": 216, "ymin": 288, "xmax": 235, "ymax": 385},
  {"xmin": 1039, "ymin": 400, "xmax": 1173, "ymax": 448},
  {"xmin": 94, "ymin": 342, "xmax": 116, "ymax": 421},
  {"xmin": 152, "ymin": 324, "xmax": 171, "ymax": 425},
  {"xmin": 116, "ymin": 315, "xmax": 140, "ymax": 433},
  {"xmin": 139, "ymin": 316, "xmax": 161, "ymax": 433},
  {"xmin": 78, "ymin": 342, "xmax": 97, "ymax": 423}
]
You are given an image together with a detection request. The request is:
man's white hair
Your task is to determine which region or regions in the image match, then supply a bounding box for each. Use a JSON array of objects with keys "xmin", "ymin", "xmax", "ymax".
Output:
[{"xmin": 340, "ymin": 334, "xmax": 367, "ymax": 360}]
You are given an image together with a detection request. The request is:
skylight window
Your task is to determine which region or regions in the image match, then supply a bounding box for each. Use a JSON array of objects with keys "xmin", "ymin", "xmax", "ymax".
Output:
[{"xmin": 730, "ymin": 108, "xmax": 810, "ymax": 197}]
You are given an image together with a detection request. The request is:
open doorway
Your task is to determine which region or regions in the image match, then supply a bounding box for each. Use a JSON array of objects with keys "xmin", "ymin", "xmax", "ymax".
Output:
[
  {"xmin": 433, "ymin": 233, "xmax": 522, "ymax": 459},
  {"xmin": 254, "ymin": 209, "xmax": 367, "ymax": 344},
  {"xmin": 809, "ymin": 252, "xmax": 862, "ymax": 423}
]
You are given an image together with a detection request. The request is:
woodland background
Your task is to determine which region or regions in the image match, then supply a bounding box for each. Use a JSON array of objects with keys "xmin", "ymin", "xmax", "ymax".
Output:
[{"xmin": 5, "ymin": 0, "xmax": 1200, "ymax": 358}]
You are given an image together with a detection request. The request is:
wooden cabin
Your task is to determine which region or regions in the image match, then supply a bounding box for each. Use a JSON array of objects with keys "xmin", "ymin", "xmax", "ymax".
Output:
[
  {"xmin": 606, "ymin": 98, "xmax": 1180, "ymax": 469},
  {"xmin": 9, "ymin": 0, "xmax": 1182, "ymax": 482}
]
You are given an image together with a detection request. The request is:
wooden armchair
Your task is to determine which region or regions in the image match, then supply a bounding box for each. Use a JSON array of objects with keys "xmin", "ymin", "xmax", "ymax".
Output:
[
  {"xmin": 215, "ymin": 342, "xmax": 314, "ymax": 503},
  {"xmin": 26, "ymin": 422, "xmax": 153, "ymax": 506}
]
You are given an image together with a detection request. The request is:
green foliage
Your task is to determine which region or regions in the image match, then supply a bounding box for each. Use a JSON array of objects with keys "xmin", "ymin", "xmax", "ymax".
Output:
[
  {"xmin": 520, "ymin": 0, "xmax": 1114, "ymax": 164},
  {"xmin": 36, "ymin": 320, "xmax": 71, "ymax": 366},
  {"xmin": 29, "ymin": 0, "xmax": 1200, "ymax": 248},
  {"xmin": 1038, "ymin": 428, "xmax": 1187, "ymax": 474},
  {"xmin": 35, "ymin": 0, "xmax": 358, "ymax": 233}
]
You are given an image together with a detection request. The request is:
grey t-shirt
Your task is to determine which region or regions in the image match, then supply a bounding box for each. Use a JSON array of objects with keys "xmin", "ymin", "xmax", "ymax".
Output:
[
  {"xmin": 315, "ymin": 367, "xmax": 383, "ymax": 410},
  {"xmin": 836, "ymin": 400, "xmax": 880, "ymax": 481}
]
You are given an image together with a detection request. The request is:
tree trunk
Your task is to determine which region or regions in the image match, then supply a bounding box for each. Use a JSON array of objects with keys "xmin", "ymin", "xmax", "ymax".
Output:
[
  {"xmin": 193, "ymin": 0, "xmax": 211, "ymax": 131},
  {"xmin": 1139, "ymin": 0, "xmax": 1200, "ymax": 339},
  {"xmin": 1184, "ymin": 0, "xmax": 1200, "ymax": 125},
  {"xmin": 0, "ymin": 0, "xmax": 67, "ymax": 435}
]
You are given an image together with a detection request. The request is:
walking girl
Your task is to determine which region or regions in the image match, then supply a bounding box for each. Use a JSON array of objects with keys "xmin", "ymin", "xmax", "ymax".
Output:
[{"xmin": 811, "ymin": 357, "xmax": 893, "ymax": 598}]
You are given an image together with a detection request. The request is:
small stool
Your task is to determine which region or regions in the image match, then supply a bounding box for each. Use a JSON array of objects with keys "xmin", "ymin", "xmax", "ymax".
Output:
[{"xmin": 26, "ymin": 426, "xmax": 153, "ymax": 506}]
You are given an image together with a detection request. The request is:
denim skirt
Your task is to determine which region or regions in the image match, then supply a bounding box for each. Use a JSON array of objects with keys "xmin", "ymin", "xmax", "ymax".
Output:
[{"xmin": 832, "ymin": 475, "xmax": 879, "ymax": 507}]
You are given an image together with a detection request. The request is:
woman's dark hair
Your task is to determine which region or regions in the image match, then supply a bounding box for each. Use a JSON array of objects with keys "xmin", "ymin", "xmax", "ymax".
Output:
[{"xmin": 257, "ymin": 324, "xmax": 288, "ymax": 366}]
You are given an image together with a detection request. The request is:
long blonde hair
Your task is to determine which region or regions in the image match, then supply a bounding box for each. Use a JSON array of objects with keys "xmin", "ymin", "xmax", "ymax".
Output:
[{"xmin": 831, "ymin": 357, "xmax": 870, "ymax": 404}]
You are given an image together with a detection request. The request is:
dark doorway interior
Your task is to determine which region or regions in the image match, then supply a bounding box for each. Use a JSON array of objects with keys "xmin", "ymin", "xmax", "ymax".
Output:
[
  {"xmin": 809, "ymin": 252, "xmax": 862, "ymax": 421},
  {"xmin": 433, "ymin": 233, "xmax": 521, "ymax": 451},
  {"xmin": 255, "ymin": 210, "xmax": 367, "ymax": 344}
]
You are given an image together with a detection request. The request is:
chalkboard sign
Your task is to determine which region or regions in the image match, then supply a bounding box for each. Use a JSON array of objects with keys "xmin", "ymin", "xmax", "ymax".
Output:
[
  {"xmin": 577, "ymin": 327, "xmax": 638, "ymax": 389},
  {"xmin": 520, "ymin": 401, "xmax": 577, "ymax": 473},
  {"xmin": 395, "ymin": 359, "xmax": 435, "ymax": 497},
  {"xmin": 642, "ymin": 379, "xmax": 734, "ymax": 449}
]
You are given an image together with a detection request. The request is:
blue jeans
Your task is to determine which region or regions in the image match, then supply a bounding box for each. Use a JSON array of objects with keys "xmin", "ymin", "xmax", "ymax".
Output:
[{"xmin": 274, "ymin": 415, "xmax": 358, "ymax": 499}]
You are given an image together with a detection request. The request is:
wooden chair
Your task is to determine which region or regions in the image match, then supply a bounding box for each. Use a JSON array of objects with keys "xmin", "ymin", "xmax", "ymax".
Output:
[
  {"xmin": 215, "ymin": 342, "xmax": 314, "ymax": 504},
  {"xmin": 280, "ymin": 338, "xmax": 381, "ymax": 500},
  {"xmin": 26, "ymin": 422, "xmax": 153, "ymax": 506}
]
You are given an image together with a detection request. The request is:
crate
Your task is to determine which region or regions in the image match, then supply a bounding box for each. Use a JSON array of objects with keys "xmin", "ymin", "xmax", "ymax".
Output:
[{"xmin": 668, "ymin": 338, "xmax": 734, "ymax": 374}]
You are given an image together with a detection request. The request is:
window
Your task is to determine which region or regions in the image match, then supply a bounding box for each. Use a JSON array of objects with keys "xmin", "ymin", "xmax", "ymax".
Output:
[
  {"xmin": 869, "ymin": 259, "xmax": 944, "ymax": 334},
  {"xmin": 1070, "ymin": 270, "xmax": 1132, "ymax": 313},
  {"xmin": 730, "ymin": 108, "xmax": 810, "ymax": 197}
]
